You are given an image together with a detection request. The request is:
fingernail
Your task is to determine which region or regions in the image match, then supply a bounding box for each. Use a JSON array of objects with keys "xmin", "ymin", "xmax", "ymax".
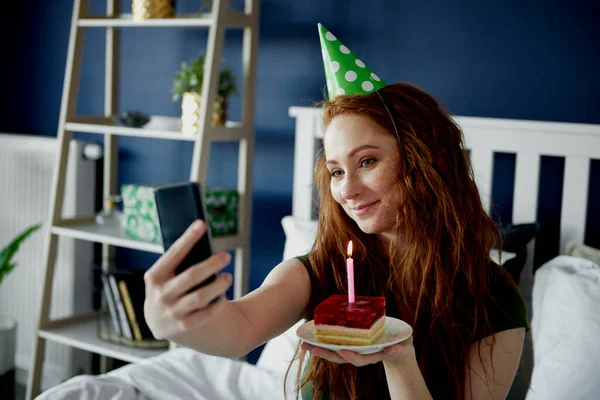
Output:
[
  {"xmin": 192, "ymin": 220, "xmax": 203, "ymax": 231},
  {"xmin": 225, "ymin": 273, "xmax": 233, "ymax": 284},
  {"xmin": 221, "ymin": 252, "xmax": 231, "ymax": 264}
]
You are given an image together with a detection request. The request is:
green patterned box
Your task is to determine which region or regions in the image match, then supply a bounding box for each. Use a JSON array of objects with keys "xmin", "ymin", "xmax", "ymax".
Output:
[
  {"xmin": 121, "ymin": 184, "xmax": 239, "ymax": 243},
  {"xmin": 205, "ymin": 187, "xmax": 239, "ymax": 237},
  {"xmin": 122, "ymin": 184, "xmax": 162, "ymax": 244}
]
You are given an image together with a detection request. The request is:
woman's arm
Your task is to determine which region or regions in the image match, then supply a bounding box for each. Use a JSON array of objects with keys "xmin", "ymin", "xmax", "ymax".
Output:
[
  {"xmin": 465, "ymin": 327, "xmax": 525, "ymax": 399},
  {"xmin": 144, "ymin": 217, "xmax": 311, "ymax": 358},
  {"xmin": 382, "ymin": 340, "xmax": 433, "ymax": 400},
  {"xmin": 169, "ymin": 258, "xmax": 311, "ymax": 358}
]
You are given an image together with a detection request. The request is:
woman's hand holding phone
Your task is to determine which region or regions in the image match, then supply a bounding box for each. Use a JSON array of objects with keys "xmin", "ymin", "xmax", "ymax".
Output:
[{"xmin": 143, "ymin": 220, "xmax": 233, "ymax": 340}]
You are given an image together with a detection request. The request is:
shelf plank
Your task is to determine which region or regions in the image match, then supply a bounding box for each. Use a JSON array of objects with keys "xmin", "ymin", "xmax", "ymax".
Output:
[
  {"xmin": 39, "ymin": 316, "xmax": 166, "ymax": 364},
  {"xmin": 210, "ymin": 124, "xmax": 247, "ymax": 141},
  {"xmin": 66, "ymin": 116, "xmax": 245, "ymax": 142},
  {"xmin": 66, "ymin": 116, "xmax": 192, "ymax": 141},
  {"xmin": 213, "ymin": 234, "xmax": 246, "ymax": 253},
  {"xmin": 52, "ymin": 221, "xmax": 163, "ymax": 253},
  {"xmin": 52, "ymin": 219, "xmax": 244, "ymax": 253},
  {"xmin": 78, "ymin": 12, "xmax": 253, "ymax": 28}
]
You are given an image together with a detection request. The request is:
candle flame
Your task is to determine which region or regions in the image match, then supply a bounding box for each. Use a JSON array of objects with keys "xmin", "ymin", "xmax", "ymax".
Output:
[{"xmin": 347, "ymin": 240, "xmax": 353, "ymax": 257}]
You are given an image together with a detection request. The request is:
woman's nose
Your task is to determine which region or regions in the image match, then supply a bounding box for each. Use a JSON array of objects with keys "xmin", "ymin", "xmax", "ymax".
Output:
[{"xmin": 341, "ymin": 174, "xmax": 362, "ymax": 200}]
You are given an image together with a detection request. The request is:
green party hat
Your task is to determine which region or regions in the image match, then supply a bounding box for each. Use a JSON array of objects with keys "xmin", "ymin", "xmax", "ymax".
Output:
[{"xmin": 318, "ymin": 23, "xmax": 387, "ymax": 99}]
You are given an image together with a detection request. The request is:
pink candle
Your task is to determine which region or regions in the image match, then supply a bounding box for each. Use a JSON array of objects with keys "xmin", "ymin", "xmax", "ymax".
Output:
[{"xmin": 347, "ymin": 240, "xmax": 355, "ymax": 304}]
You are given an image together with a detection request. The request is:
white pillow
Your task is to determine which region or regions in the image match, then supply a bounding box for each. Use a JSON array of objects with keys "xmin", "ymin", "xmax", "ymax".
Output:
[
  {"xmin": 566, "ymin": 242, "xmax": 600, "ymax": 265},
  {"xmin": 526, "ymin": 256, "xmax": 600, "ymax": 399},
  {"xmin": 281, "ymin": 215, "xmax": 318, "ymax": 260},
  {"xmin": 490, "ymin": 248, "xmax": 517, "ymax": 265}
]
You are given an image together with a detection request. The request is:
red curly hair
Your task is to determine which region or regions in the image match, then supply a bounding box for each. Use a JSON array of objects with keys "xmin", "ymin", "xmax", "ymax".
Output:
[{"xmin": 285, "ymin": 82, "xmax": 504, "ymax": 399}]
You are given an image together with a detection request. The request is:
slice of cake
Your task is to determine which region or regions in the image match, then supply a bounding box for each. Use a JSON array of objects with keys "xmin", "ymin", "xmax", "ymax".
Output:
[{"xmin": 314, "ymin": 295, "xmax": 386, "ymax": 346}]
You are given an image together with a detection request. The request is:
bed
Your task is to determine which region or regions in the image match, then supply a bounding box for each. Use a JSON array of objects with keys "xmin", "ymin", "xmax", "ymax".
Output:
[{"xmin": 40, "ymin": 107, "xmax": 600, "ymax": 400}]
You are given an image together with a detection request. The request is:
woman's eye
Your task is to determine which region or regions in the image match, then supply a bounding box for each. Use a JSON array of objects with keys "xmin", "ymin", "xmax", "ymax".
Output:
[
  {"xmin": 330, "ymin": 169, "xmax": 342, "ymax": 178},
  {"xmin": 361, "ymin": 158, "xmax": 376, "ymax": 168}
]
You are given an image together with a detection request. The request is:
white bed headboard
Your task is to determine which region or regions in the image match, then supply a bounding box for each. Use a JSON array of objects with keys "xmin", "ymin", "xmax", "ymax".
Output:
[{"xmin": 288, "ymin": 106, "xmax": 600, "ymax": 294}]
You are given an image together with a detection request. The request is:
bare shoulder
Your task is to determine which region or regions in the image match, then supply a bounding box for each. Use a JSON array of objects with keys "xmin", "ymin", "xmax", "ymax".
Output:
[
  {"xmin": 465, "ymin": 328, "xmax": 525, "ymax": 399},
  {"xmin": 261, "ymin": 257, "xmax": 311, "ymax": 290}
]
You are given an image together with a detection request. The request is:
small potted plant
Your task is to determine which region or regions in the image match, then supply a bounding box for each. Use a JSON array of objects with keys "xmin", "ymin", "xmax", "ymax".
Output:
[
  {"xmin": 172, "ymin": 54, "xmax": 239, "ymax": 135},
  {"xmin": 0, "ymin": 224, "xmax": 41, "ymax": 395}
]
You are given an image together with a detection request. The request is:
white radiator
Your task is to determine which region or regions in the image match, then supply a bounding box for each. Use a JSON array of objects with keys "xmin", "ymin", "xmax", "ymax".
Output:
[{"xmin": 0, "ymin": 133, "xmax": 100, "ymax": 389}]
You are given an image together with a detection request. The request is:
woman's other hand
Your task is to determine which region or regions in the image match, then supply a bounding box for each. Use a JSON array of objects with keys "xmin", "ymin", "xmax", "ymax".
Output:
[
  {"xmin": 143, "ymin": 219, "xmax": 233, "ymax": 340},
  {"xmin": 301, "ymin": 336, "xmax": 416, "ymax": 367}
]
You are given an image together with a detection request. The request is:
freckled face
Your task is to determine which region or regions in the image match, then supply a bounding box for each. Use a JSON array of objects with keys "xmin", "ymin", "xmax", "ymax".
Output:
[{"xmin": 324, "ymin": 114, "xmax": 403, "ymax": 236}]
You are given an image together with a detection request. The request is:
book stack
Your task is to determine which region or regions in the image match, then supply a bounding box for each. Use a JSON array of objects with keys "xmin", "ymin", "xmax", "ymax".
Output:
[{"xmin": 98, "ymin": 270, "xmax": 169, "ymax": 349}]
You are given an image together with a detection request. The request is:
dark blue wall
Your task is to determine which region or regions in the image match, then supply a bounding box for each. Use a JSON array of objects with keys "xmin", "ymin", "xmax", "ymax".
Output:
[{"xmin": 2, "ymin": 0, "xmax": 599, "ymax": 362}]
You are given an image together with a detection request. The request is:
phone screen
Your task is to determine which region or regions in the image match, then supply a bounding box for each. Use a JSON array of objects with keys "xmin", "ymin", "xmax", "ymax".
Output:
[{"xmin": 154, "ymin": 182, "xmax": 217, "ymax": 290}]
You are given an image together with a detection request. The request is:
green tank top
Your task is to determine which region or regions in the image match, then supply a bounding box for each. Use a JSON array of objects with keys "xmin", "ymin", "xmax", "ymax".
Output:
[{"xmin": 295, "ymin": 254, "xmax": 529, "ymax": 400}]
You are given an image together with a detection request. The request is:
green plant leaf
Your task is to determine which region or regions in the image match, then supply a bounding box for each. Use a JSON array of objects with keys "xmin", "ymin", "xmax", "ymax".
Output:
[
  {"xmin": 171, "ymin": 53, "xmax": 238, "ymax": 101},
  {"xmin": 0, "ymin": 262, "xmax": 16, "ymax": 285},
  {"xmin": 0, "ymin": 223, "xmax": 41, "ymax": 286}
]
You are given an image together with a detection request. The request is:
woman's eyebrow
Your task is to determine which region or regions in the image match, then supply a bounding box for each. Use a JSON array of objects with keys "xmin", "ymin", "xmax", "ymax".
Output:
[{"xmin": 326, "ymin": 144, "xmax": 379, "ymax": 166}]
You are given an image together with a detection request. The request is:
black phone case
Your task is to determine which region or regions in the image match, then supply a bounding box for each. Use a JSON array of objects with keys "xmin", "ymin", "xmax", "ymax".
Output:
[{"xmin": 154, "ymin": 182, "xmax": 217, "ymax": 292}]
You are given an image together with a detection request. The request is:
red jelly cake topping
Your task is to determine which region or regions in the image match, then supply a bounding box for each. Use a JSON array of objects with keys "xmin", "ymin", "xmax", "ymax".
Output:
[{"xmin": 314, "ymin": 295, "xmax": 385, "ymax": 329}]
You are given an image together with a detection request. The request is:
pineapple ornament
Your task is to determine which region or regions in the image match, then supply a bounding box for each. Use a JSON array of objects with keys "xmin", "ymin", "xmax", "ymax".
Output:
[
  {"xmin": 172, "ymin": 54, "xmax": 238, "ymax": 135},
  {"xmin": 132, "ymin": 0, "xmax": 175, "ymax": 21},
  {"xmin": 212, "ymin": 94, "xmax": 227, "ymax": 126}
]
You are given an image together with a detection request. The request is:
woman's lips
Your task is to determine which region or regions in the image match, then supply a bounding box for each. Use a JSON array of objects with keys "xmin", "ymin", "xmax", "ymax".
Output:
[{"xmin": 352, "ymin": 200, "xmax": 379, "ymax": 216}]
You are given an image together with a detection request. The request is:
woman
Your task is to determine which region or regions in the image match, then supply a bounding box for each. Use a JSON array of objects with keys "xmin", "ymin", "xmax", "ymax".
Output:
[
  {"xmin": 290, "ymin": 81, "xmax": 528, "ymax": 400},
  {"xmin": 144, "ymin": 27, "xmax": 527, "ymax": 400}
]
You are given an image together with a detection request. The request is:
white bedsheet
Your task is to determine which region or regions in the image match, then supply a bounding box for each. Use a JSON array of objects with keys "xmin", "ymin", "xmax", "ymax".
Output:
[
  {"xmin": 526, "ymin": 255, "xmax": 600, "ymax": 400},
  {"xmin": 36, "ymin": 347, "xmax": 288, "ymax": 400}
]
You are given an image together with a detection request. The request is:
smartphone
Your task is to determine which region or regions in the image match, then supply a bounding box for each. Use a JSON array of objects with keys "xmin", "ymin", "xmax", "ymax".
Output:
[{"xmin": 154, "ymin": 182, "xmax": 218, "ymax": 294}]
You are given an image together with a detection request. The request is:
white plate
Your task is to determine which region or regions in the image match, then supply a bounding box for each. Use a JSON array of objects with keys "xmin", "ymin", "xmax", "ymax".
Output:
[{"xmin": 296, "ymin": 316, "xmax": 413, "ymax": 355}]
